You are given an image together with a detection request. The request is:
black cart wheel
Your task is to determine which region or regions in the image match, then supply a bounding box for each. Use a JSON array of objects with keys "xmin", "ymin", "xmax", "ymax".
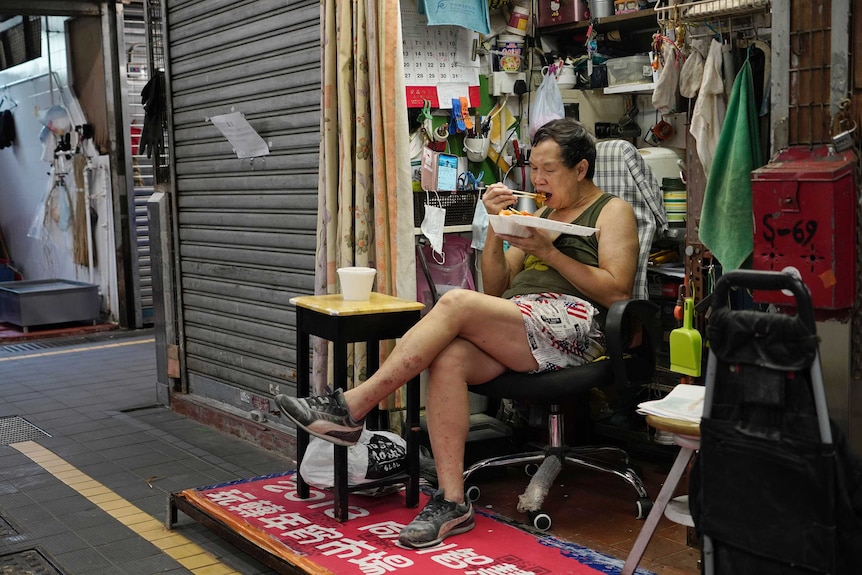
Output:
[
  {"xmin": 465, "ymin": 484, "xmax": 481, "ymax": 503},
  {"xmin": 528, "ymin": 510, "xmax": 552, "ymax": 531},
  {"xmin": 635, "ymin": 497, "xmax": 653, "ymax": 519}
]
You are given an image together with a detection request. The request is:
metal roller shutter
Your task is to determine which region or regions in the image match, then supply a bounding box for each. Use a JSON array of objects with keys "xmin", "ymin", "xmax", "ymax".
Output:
[
  {"xmin": 164, "ymin": 0, "xmax": 319, "ymax": 413},
  {"xmin": 125, "ymin": 2, "xmax": 154, "ymax": 326}
]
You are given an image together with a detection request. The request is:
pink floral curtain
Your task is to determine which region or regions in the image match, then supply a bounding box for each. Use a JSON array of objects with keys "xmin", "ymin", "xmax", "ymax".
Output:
[{"xmin": 313, "ymin": 0, "xmax": 415, "ymax": 403}]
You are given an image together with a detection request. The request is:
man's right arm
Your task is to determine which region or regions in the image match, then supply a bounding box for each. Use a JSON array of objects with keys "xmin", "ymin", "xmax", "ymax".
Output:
[
  {"xmin": 481, "ymin": 227, "xmax": 510, "ymax": 296},
  {"xmin": 480, "ymin": 183, "xmax": 524, "ymax": 296}
]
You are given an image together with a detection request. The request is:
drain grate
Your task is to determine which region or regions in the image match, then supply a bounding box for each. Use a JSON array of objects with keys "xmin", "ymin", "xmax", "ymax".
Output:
[
  {"xmin": 0, "ymin": 549, "xmax": 64, "ymax": 574},
  {"xmin": 0, "ymin": 416, "xmax": 51, "ymax": 445},
  {"xmin": 0, "ymin": 339, "xmax": 83, "ymax": 354},
  {"xmin": 0, "ymin": 515, "xmax": 17, "ymax": 538}
]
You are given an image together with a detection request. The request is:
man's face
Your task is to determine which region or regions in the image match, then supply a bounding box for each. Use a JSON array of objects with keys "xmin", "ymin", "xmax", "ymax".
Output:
[{"xmin": 529, "ymin": 139, "xmax": 585, "ymax": 209}]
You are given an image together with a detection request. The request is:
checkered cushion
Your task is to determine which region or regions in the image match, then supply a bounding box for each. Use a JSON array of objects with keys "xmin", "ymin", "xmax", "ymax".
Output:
[{"xmin": 593, "ymin": 140, "xmax": 668, "ymax": 300}]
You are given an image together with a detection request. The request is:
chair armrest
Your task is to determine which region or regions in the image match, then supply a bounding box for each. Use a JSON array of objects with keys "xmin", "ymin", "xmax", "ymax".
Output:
[{"xmin": 605, "ymin": 298, "xmax": 661, "ymax": 393}]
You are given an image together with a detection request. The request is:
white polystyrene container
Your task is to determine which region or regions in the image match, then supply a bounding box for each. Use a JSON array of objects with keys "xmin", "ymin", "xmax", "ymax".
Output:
[{"xmin": 337, "ymin": 267, "xmax": 377, "ymax": 301}]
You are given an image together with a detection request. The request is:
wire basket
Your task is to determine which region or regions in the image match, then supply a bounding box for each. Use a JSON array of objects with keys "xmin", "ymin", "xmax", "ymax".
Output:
[
  {"xmin": 655, "ymin": 0, "xmax": 771, "ymax": 20},
  {"xmin": 413, "ymin": 190, "xmax": 480, "ymax": 227}
]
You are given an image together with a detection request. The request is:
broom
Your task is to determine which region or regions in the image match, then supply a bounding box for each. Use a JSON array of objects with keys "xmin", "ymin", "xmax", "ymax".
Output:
[{"xmin": 73, "ymin": 154, "xmax": 89, "ymax": 266}]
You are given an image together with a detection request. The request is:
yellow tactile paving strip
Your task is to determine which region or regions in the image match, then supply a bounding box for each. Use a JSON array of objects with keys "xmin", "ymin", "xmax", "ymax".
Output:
[
  {"xmin": 12, "ymin": 440, "xmax": 241, "ymax": 574},
  {"xmin": 0, "ymin": 338, "xmax": 155, "ymax": 362}
]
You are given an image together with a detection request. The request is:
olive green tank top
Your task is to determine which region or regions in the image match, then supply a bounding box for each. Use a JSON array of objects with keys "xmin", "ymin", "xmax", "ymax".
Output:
[{"xmin": 502, "ymin": 192, "xmax": 614, "ymax": 324}]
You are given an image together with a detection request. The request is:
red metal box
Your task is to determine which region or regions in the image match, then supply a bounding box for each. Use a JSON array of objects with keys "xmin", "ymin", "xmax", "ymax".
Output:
[
  {"xmin": 751, "ymin": 148, "xmax": 856, "ymax": 309},
  {"xmin": 536, "ymin": 0, "xmax": 588, "ymax": 28}
]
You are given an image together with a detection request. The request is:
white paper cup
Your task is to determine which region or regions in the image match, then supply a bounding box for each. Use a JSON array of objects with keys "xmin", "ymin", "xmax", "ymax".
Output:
[{"xmin": 337, "ymin": 267, "xmax": 377, "ymax": 301}]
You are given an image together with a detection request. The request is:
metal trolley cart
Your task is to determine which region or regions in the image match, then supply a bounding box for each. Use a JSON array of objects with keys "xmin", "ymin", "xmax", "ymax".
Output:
[{"xmin": 690, "ymin": 269, "xmax": 862, "ymax": 575}]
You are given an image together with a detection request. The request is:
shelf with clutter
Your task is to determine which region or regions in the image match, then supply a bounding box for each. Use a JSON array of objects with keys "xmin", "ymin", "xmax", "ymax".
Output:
[
  {"xmin": 401, "ymin": 0, "xmax": 682, "ymax": 241},
  {"xmin": 527, "ymin": 0, "xmax": 674, "ymax": 144},
  {"xmin": 536, "ymin": 3, "xmax": 661, "ymax": 34}
]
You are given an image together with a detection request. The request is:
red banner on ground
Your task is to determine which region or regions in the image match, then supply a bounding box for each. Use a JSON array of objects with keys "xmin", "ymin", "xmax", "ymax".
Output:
[{"xmin": 177, "ymin": 471, "xmax": 630, "ymax": 575}]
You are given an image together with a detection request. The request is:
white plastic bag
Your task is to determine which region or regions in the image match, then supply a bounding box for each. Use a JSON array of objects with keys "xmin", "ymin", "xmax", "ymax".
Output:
[
  {"xmin": 529, "ymin": 68, "xmax": 565, "ymax": 139},
  {"xmin": 299, "ymin": 429, "xmax": 407, "ymax": 489}
]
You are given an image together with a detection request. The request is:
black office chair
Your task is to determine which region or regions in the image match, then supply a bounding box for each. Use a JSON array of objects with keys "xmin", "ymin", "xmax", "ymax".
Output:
[{"xmin": 463, "ymin": 140, "xmax": 667, "ymax": 531}]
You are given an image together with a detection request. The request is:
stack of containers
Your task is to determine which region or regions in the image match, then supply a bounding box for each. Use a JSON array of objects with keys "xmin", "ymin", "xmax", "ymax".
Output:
[
  {"xmin": 662, "ymin": 177, "xmax": 687, "ymax": 226},
  {"xmin": 638, "ymin": 147, "xmax": 687, "ymax": 227},
  {"xmin": 497, "ymin": 2, "xmax": 529, "ymax": 72}
]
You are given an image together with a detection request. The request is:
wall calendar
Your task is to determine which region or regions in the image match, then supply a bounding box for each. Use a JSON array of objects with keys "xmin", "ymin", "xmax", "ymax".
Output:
[{"xmin": 400, "ymin": 3, "xmax": 481, "ymax": 108}]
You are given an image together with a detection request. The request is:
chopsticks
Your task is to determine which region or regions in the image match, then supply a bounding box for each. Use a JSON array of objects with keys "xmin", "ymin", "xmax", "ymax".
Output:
[{"xmin": 512, "ymin": 191, "xmax": 536, "ymax": 198}]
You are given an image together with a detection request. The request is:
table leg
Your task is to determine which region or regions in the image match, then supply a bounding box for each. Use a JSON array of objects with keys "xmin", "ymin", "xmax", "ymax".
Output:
[
  {"xmin": 622, "ymin": 446, "xmax": 695, "ymax": 575},
  {"xmin": 332, "ymin": 338, "xmax": 349, "ymax": 522},
  {"xmin": 366, "ymin": 339, "xmax": 381, "ymax": 430},
  {"xmin": 406, "ymin": 374, "xmax": 420, "ymax": 508},
  {"xmin": 295, "ymin": 318, "xmax": 311, "ymax": 500}
]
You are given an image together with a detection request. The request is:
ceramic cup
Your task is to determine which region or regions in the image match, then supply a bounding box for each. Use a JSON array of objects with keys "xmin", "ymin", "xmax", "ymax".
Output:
[
  {"xmin": 542, "ymin": 64, "xmax": 577, "ymax": 89},
  {"xmin": 557, "ymin": 65, "xmax": 577, "ymax": 89},
  {"xmin": 337, "ymin": 267, "xmax": 377, "ymax": 301},
  {"xmin": 463, "ymin": 136, "xmax": 490, "ymax": 162}
]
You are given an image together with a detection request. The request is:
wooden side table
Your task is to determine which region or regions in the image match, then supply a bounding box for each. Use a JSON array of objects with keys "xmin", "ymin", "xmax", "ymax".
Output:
[
  {"xmin": 622, "ymin": 414, "xmax": 701, "ymax": 575},
  {"xmin": 289, "ymin": 293, "xmax": 425, "ymax": 522}
]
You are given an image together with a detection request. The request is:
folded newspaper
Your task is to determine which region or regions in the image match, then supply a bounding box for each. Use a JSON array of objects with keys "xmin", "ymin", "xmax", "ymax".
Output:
[{"xmin": 637, "ymin": 384, "xmax": 705, "ymax": 423}]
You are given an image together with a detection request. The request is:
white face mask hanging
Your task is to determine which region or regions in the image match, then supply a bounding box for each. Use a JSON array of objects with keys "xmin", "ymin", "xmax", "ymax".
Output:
[{"xmin": 420, "ymin": 191, "xmax": 446, "ymax": 264}]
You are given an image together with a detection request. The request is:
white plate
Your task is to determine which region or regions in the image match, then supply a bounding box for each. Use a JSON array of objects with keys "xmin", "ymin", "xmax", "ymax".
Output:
[{"xmin": 488, "ymin": 214, "xmax": 598, "ymax": 238}]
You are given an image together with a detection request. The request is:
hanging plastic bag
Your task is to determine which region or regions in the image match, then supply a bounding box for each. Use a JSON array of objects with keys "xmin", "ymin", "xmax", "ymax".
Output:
[
  {"xmin": 27, "ymin": 176, "xmax": 68, "ymax": 240},
  {"xmin": 416, "ymin": 234, "xmax": 476, "ymax": 315},
  {"xmin": 47, "ymin": 184, "xmax": 74, "ymax": 231},
  {"xmin": 529, "ymin": 67, "xmax": 565, "ymax": 139},
  {"xmin": 27, "ymin": 192, "xmax": 50, "ymax": 240},
  {"xmin": 299, "ymin": 428, "xmax": 407, "ymax": 489},
  {"xmin": 470, "ymin": 196, "xmax": 489, "ymax": 250},
  {"xmin": 420, "ymin": 191, "xmax": 447, "ymax": 260}
]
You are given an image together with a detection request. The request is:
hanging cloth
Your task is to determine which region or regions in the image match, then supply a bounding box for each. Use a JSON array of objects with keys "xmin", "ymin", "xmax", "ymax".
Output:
[
  {"xmin": 679, "ymin": 51, "xmax": 704, "ymax": 98},
  {"xmin": 0, "ymin": 110, "xmax": 15, "ymax": 149},
  {"xmin": 651, "ymin": 42, "xmax": 680, "ymax": 114},
  {"xmin": 679, "ymin": 38, "xmax": 709, "ymax": 98},
  {"xmin": 698, "ymin": 58, "xmax": 763, "ymax": 271},
  {"xmin": 420, "ymin": 0, "xmax": 490, "ymax": 34},
  {"xmin": 690, "ymin": 39, "xmax": 726, "ymax": 177},
  {"xmin": 139, "ymin": 71, "xmax": 166, "ymax": 159}
]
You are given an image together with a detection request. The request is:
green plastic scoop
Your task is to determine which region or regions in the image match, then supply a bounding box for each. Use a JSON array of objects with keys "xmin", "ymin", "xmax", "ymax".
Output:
[{"xmin": 670, "ymin": 297, "xmax": 702, "ymax": 377}]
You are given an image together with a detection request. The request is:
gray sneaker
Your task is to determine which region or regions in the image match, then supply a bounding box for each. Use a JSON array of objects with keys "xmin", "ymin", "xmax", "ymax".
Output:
[
  {"xmin": 398, "ymin": 490, "xmax": 474, "ymax": 548},
  {"xmin": 274, "ymin": 389, "xmax": 364, "ymax": 446}
]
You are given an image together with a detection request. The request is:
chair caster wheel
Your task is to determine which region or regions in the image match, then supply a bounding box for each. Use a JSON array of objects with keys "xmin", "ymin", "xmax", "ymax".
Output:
[
  {"xmin": 524, "ymin": 463, "xmax": 539, "ymax": 477},
  {"xmin": 528, "ymin": 510, "xmax": 552, "ymax": 531},
  {"xmin": 465, "ymin": 485, "xmax": 481, "ymax": 503},
  {"xmin": 636, "ymin": 497, "xmax": 653, "ymax": 519}
]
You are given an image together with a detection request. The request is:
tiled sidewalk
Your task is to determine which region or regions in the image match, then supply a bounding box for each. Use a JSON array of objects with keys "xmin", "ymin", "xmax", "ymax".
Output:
[
  {"xmin": 0, "ymin": 330, "xmax": 700, "ymax": 575},
  {"xmin": 0, "ymin": 332, "xmax": 294, "ymax": 574}
]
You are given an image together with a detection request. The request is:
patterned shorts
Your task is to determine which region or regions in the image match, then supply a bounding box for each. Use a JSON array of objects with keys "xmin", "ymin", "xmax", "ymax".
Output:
[{"xmin": 511, "ymin": 293, "xmax": 606, "ymax": 373}]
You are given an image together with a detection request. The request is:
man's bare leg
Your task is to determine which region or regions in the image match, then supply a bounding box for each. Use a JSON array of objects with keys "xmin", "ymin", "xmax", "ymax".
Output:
[{"xmin": 341, "ymin": 289, "xmax": 537, "ymax": 420}]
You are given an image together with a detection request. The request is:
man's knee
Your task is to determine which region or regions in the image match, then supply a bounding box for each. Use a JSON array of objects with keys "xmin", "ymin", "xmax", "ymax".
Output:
[
  {"xmin": 434, "ymin": 288, "xmax": 479, "ymax": 313},
  {"xmin": 428, "ymin": 347, "xmax": 461, "ymax": 375}
]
